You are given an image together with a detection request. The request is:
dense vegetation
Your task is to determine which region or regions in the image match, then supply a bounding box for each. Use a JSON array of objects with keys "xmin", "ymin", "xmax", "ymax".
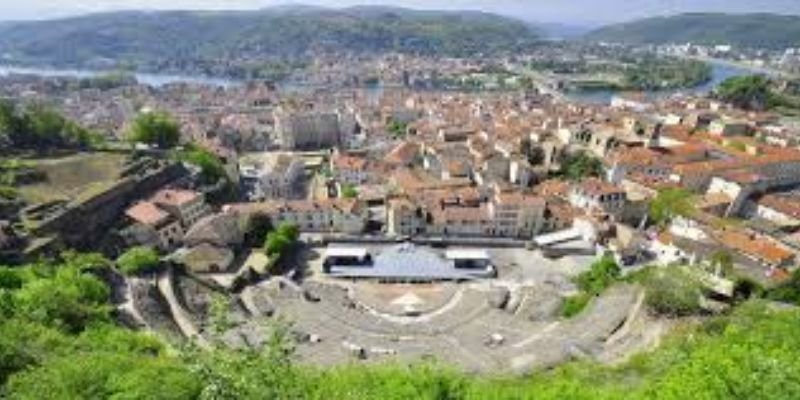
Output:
[
  {"xmin": 648, "ymin": 188, "xmax": 695, "ymax": 227},
  {"xmin": 3, "ymin": 253, "xmax": 800, "ymax": 398},
  {"xmin": 622, "ymin": 59, "xmax": 711, "ymax": 90},
  {"xmin": 0, "ymin": 6, "xmax": 539, "ymax": 76},
  {"xmin": 586, "ymin": 13, "xmax": 800, "ymax": 49},
  {"xmin": 636, "ymin": 267, "xmax": 704, "ymax": 317},
  {"xmin": 176, "ymin": 145, "xmax": 228, "ymax": 185},
  {"xmin": 116, "ymin": 246, "xmax": 160, "ymax": 276},
  {"xmin": 556, "ymin": 151, "xmax": 604, "ymax": 181},
  {"xmin": 264, "ymin": 223, "xmax": 300, "ymax": 262},
  {"xmin": 0, "ymin": 100, "xmax": 102, "ymax": 151},
  {"xmin": 716, "ymin": 75, "xmax": 800, "ymax": 114},
  {"xmin": 127, "ymin": 111, "xmax": 181, "ymax": 149}
]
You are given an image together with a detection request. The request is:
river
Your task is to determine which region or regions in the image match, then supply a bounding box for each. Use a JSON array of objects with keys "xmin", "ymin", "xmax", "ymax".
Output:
[
  {"xmin": 565, "ymin": 61, "xmax": 769, "ymax": 105},
  {"xmin": 0, "ymin": 61, "xmax": 764, "ymax": 105},
  {"xmin": 0, "ymin": 65, "xmax": 238, "ymax": 88}
]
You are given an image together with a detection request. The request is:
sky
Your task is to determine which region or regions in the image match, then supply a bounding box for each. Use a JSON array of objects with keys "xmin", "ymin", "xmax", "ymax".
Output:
[{"xmin": 3, "ymin": 0, "xmax": 800, "ymax": 25}]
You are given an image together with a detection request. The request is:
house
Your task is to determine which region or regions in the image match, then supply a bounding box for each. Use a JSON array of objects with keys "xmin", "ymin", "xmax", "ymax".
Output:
[
  {"xmin": 151, "ymin": 189, "xmax": 210, "ymax": 229},
  {"xmin": 225, "ymin": 199, "xmax": 368, "ymax": 235},
  {"xmin": 568, "ymin": 178, "xmax": 627, "ymax": 214},
  {"xmin": 386, "ymin": 197, "xmax": 426, "ymax": 236},
  {"xmin": 489, "ymin": 192, "xmax": 546, "ymax": 238},
  {"xmin": 750, "ymin": 193, "xmax": 800, "ymax": 228},
  {"xmin": 713, "ymin": 229, "xmax": 795, "ymax": 268},
  {"xmin": 240, "ymin": 154, "xmax": 305, "ymax": 201},
  {"xmin": 274, "ymin": 109, "xmax": 341, "ymax": 150},
  {"xmin": 124, "ymin": 201, "xmax": 184, "ymax": 250},
  {"xmin": 331, "ymin": 153, "xmax": 369, "ymax": 185}
]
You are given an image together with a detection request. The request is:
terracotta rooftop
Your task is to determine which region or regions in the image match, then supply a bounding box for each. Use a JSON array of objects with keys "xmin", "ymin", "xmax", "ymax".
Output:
[
  {"xmin": 126, "ymin": 201, "xmax": 171, "ymax": 226},
  {"xmin": 151, "ymin": 189, "xmax": 201, "ymax": 207},
  {"xmin": 715, "ymin": 230, "xmax": 794, "ymax": 266},
  {"xmin": 758, "ymin": 194, "xmax": 800, "ymax": 220}
]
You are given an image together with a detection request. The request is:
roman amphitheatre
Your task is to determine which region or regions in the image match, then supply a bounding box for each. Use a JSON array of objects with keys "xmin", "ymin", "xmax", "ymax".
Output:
[{"xmin": 123, "ymin": 242, "xmax": 669, "ymax": 373}]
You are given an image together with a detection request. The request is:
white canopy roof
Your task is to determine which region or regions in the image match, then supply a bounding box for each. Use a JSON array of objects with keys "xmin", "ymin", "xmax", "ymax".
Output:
[
  {"xmin": 325, "ymin": 246, "xmax": 369, "ymax": 259},
  {"xmin": 445, "ymin": 249, "xmax": 490, "ymax": 260}
]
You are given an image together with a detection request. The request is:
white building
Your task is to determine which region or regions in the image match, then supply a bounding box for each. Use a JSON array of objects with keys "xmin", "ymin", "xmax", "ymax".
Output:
[{"xmin": 240, "ymin": 155, "xmax": 305, "ymax": 201}]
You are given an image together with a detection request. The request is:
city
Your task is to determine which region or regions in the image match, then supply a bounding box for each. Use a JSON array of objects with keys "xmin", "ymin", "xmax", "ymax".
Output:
[{"xmin": 1, "ymin": 1, "xmax": 800, "ymax": 399}]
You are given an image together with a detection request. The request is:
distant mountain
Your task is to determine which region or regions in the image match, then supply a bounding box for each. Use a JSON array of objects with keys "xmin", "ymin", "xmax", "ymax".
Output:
[
  {"xmin": 0, "ymin": 6, "xmax": 540, "ymax": 73},
  {"xmin": 536, "ymin": 23, "xmax": 596, "ymax": 40},
  {"xmin": 585, "ymin": 13, "xmax": 800, "ymax": 49}
]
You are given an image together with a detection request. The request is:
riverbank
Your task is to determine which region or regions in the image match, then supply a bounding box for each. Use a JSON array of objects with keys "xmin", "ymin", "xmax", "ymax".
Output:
[{"xmin": 565, "ymin": 61, "xmax": 763, "ymax": 105}]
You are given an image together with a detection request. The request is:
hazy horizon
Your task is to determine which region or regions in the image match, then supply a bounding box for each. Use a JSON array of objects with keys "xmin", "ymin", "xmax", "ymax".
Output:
[{"xmin": 2, "ymin": 0, "xmax": 800, "ymax": 25}]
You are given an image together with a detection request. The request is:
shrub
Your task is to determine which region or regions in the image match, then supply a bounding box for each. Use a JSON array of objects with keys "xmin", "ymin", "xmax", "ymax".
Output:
[
  {"xmin": 116, "ymin": 247, "xmax": 161, "ymax": 276},
  {"xmin": 575, "ymin": 254, "xmax": 621, "ymax": 295},
  {"xmin": 642, "ymin": 267, "xmax": 703, "ymax": 317},
  {"xmin": 561, "ymin": 293, "xmax": 591, "ymax": 318}
]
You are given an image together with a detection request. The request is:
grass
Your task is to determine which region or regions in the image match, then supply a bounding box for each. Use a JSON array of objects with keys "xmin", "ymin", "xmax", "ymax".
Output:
[{"xmin": 14, "ymin": 153, "xmax": 127, "ymax": 204}]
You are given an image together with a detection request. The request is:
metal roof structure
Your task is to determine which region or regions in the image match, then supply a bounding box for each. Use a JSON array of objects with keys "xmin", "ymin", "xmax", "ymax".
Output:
[
  {"xmin": 324, "ymin": 246, "xmax": 369, "ymax": 259},
  {"xmin": 445, "ymin": 248, "xmax": 490, "ymax": 260},
  {"xmin": 326, "ymin": 243, "xmax": 493, "ymax": 281}
]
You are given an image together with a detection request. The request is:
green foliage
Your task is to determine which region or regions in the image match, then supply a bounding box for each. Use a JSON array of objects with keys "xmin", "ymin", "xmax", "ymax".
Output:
[
  {"xmin": 116, "ymin": 246, "xmax": 160, "ymax": 276},
  {"xmin": 263, "ymin": 223, "xmax": 300, "ymax": 269},
  {"xmin": 575, "ymin": 255, "xmax": 621, "ymax": 295},
  {"xmin": 0, "ymin": 100, "xmax": 102, "ymax": 151},
  {"xmin": 387, "ymin": 119, "xmax": 409, "ymax": 138},
  {"xmin": 623, "ymin": 59, "xmax": 711, "ymax": 90},
  {"xmin": 127, "ymin": 111, "xmax": 180, "ymax": 149},
  {"xmin": 638, "ymin": 267, "xmax": 703, "ymax": 317},
  {"xmin": 341, "ymin": 184, "xmax": 359, "ymax": 199},
  {"xmin": 558, "ymin": 151, "xmax": 604, "ymax": 181},
  {"xmin": 4, "ymin": 252, "xmax": 800, "ymax": 399},
  {"xmin": 765, "ymin": 268, "xmax": 800, "ymax": 305},
  {"xmin": 561, "ymin": 293, "xmax": 592, "ymax": 318},
  {"xmin": 13, "ymin": 265, "xmax": 111, "ymax": 333},
  {"xmin": 587, "ymin": 13, "xmax": 800, "ymax": 49},
  {"xmin": 562, "ymin": 255, "xmax": 621, "ymax": 318},
  {"xmin": 648, "ymin": 188, "xmax": 694, "ymax": 227},
  {"xmin": 177, "ymin": 145, "xmax": 227, "ymax": 185},
  {"xmin": 208, "ymin": 294, "xmax": 234, "ymax": 336},
  {"xmin": 0, "ymin": 8, "xmax": 539, "ymax": 71},
  {"xmin": 717, "ymin": 75, "xmax": 774, "ymax": 111}
]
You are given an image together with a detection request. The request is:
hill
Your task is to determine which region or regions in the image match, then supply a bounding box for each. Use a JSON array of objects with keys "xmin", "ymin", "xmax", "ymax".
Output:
[
  {"xmin": 0, "ymin": 6, "xmax": 539, "ymax": 74},
  {"xmin": 585, "ymin": 13, "xmax": 800, "ymax": 49}
]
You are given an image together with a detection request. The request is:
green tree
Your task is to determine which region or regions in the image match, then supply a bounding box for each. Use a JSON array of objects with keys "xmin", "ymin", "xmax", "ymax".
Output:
[
  {"xmin": 717, "ymin": 75, "xmax": 773, "ymax": 111},
  {"xmin": 177, "ymin": 145, "xmax": 227, "ymax": 185},
  {"xmin": 116, "ymin": 246, "xmax": 161, "ymax": 276},
  {"xmin": 558, "ymin": 151, "xmax": 604, "ymax": 181},
  {"xmin": 341, "ymin": 184, "xmax": 359, "ymax": 199},
  {"xmin": 263, "ymin": 223, "xmax": 299, "ymax": 267},
  {"xmin": 128, "ymin": 111, "xmax": 180, "ymax": 149},
  {"xmin": 13, "ymin": 265, "xmax": 111, "ymax": 333},
  {"xmin": 648, "ymin": 188, "xmax": 694, "ymax": 227}
]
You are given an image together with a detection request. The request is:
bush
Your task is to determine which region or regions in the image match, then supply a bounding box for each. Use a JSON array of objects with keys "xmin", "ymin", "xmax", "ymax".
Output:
[
  {"xmin": 575, "ymin": 254, "xmax": 621, "ymax": 295},
  {"xmin": 641, "ymin": 267, "xmax": 703, "ymax": 317},
  {"xmin": 561, "ymin": 293, "xmax": 592, "ymax": 318},
  {"xmin": 177, "ymin": 145, "xmax": 227, "ymax": 185},
  {"xmin": 263, "ymin": 223, "xmax": 300, "ymax": 265},
  {"xmin": 766, "ymin": 269, "xmax": 800, "ymax": 305},
  {"xmin": 116, "ymin": 247, "xmax": 160, "ymax": 276}
]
